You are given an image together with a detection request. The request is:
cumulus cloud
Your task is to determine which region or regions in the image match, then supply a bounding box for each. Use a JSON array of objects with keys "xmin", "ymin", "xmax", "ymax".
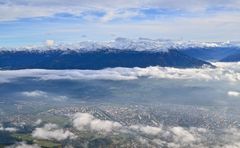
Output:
[
  {"xmin": 32, "ymin": 123, "xmax": 76, "ymax": 141},
  {"xmin": 0, "ymin": 62, "xmax": 240, "ymax": 82},
  {"xmin": 34, "ymin": 119, "xmax": 42, "ymax": 126},
  {"xmin": 15, "ymin": 112, "xmax": 240, "ymax": 147},
  {"xmin": 128, "ymin": 124, "xmax": 203, "ymax": 147},
  {"xmin": 71, "ymin": 113, "xmax": 205, "ymax": 147},
  {"xmin": 72, "ymin": 113, "xmax": 122, "ymax": 133},
  {"xmin": 228, "ymin": 91, "xmax": 240, "ymax": 97},
  {"xmin": 170, "ymin": 127, "xmax": 196, "ymax": 143},
  {"xmin": 128, "ymin": 124, "xmax": 240, "ymax": 148}
]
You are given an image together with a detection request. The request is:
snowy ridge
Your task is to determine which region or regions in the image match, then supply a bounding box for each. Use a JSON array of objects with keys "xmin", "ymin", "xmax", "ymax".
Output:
[{"xmin": 1, "ymin": 38, "xmax": 240, "ymax": 52}]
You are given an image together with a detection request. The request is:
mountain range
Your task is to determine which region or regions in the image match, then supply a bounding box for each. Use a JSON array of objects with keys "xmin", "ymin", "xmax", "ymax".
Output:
[
  {"xmin": 0, "ymin": 49, "xmax": 212, "ymax": 69},
  {"xmin": 1, "ymin": 38, "xmax": 240, "ymax": 70}
]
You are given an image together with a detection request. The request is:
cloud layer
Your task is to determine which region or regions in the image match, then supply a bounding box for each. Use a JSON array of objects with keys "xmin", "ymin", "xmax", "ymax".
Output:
[
  {"xmin": 0, "ymin": 0, "xmax": 240, "ymax": 21},
  {"xmin": 0, "ymin": 62, "xmax": 240, "ymax": 83},
  {"xmin": 1, "ymin": 0, "xmax": 240, "ymax": 46}
]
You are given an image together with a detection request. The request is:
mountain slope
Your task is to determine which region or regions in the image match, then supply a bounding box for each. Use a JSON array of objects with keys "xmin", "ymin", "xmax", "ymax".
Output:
[
  {"xmin": 0, "ymin": 49, "xmax": 212, "ymax": 70},
  {"xmin": 220, "ymin": 53, "xmax": 240, "ymax": 62},
  {"xmin": 182, "ymin": 47, "xmax": 240, "ymax": 61}
]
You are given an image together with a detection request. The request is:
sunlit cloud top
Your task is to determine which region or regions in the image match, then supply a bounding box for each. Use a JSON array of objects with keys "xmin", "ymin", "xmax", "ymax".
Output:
[{"xmin": 0, "ymin": 0, "xmax": 240, "ymax": 47}]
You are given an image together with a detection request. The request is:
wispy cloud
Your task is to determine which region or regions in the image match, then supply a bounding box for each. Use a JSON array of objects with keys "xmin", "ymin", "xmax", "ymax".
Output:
[
  {"xmin": 21, "ymin": 90, "xmax": 47, "ymax": 97},
  {"xmin": 1, "ymin": 0, "xmax": 240, "ymax": 46},
  {"xmin": 0, "ymin": 0, "xmax": 240, "ymax": 21},
  {"xmin": 20, "ymin": 90, "xmax": 68, "ymax": 101}
]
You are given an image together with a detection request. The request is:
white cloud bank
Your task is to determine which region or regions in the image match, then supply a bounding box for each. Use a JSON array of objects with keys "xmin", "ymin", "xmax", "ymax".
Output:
[
  {"xmin": 0, "ymin": 62, "xmax": 240, "ymax": 82},
  {"xmin": 32, "ymin": 123, "xmax": 75, "ymax": 141}
]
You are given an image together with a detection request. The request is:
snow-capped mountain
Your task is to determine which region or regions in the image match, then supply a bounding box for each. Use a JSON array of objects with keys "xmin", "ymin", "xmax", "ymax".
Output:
[
  {"xmin": 4, "ymin": 38, "xmax": 240, "ymax": 69},
  {"xmin": 1, "ymin": 37, "xmax": 240, "ymax": 52}
]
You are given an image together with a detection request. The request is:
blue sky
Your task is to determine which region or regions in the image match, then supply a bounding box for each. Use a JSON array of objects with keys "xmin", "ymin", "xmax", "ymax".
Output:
[{"xmin": 0, "ymin": 0, "xmax": 240, "ymax": 47}]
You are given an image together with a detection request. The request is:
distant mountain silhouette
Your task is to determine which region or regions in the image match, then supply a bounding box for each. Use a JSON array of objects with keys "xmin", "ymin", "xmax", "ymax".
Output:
[
  {"xmin": 220, "ymin": 53, "xmax": 240, "ymax": 62},
  {"xmin": 0, "ymin": 49, "xmax": 213, "ymax": 70},
  {"xmin": 182, "ymin": 47, "xmax": 240, "ymax": 61}
]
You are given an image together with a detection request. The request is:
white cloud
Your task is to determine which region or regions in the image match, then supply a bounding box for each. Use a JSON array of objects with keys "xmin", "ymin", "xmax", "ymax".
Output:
[
  {"xmin": 0, "ymin": 1, "xmax": 240, "ymax": 42},
  {"xmin": 46, "ymin": 40, "xmax": 54, "ymax": 46},
  {"xmin": 20, "ymin": 90, "xmax": 68, "ymax": 101},
  {"xmin": 130, "ymin": 125, "xmax": 162, "ymax": 136},
  {"xmin": 11, "ymin": 142, "xmax": 40, "ymax": 148},
  {"xmin": 21, "ymin": 90, "xmax": 47, "ymax": 97},
  {"xmin": 32, "ymin": 123, "xmax": 76, "ymax": 141},
  {"xmin": 70, "ymin": 113, "xmax": 206, "ymax": 147},
  {"xmin": 228, "ymin": 91, "xmax": 240, "ymax": 97},
  {"xmin": 0, "ymin": 127, "xmax": 18, "ymax": 132},
  {"xmin": 72, "ymin": 113, "xmax": 122, "ymax": 133},
  {"xmin": 128, "ymin": 124, "xmax": 202, "ymax": 147},
  {"xmin": 128, "ymin": 124, "xmax": 240, "ymax": 148},
  {"xmin": 4, "ymin": 127, "xmax": 18, "ymax": 132},
  {"xmin": 0, "ymin": 124, "xmax": 18, "ymax": 132},
  {"xmin": 212, "ymin": 128, "xmax": 240, "ymax": 148},
  {"xmin": 53, "ymin": 95, "xmax": 68, "ymax": 101},
  {"xmin": 0, "ymin": 0, "xmax": 240, "ymax": 22},
  {"xmin": 19, "ymin": 112, "xmax": 240, "ymax": 147},
  {"xmin": 170, "ymin": 127, "xmax": 196, "ymax": 143},
  {"xmin": 34, "ymin": 119, "xmax": 42, "ymax": 126},
  {"xmin": 100, "ymin": 9, "xmax": 141, "ymax": 22}
]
